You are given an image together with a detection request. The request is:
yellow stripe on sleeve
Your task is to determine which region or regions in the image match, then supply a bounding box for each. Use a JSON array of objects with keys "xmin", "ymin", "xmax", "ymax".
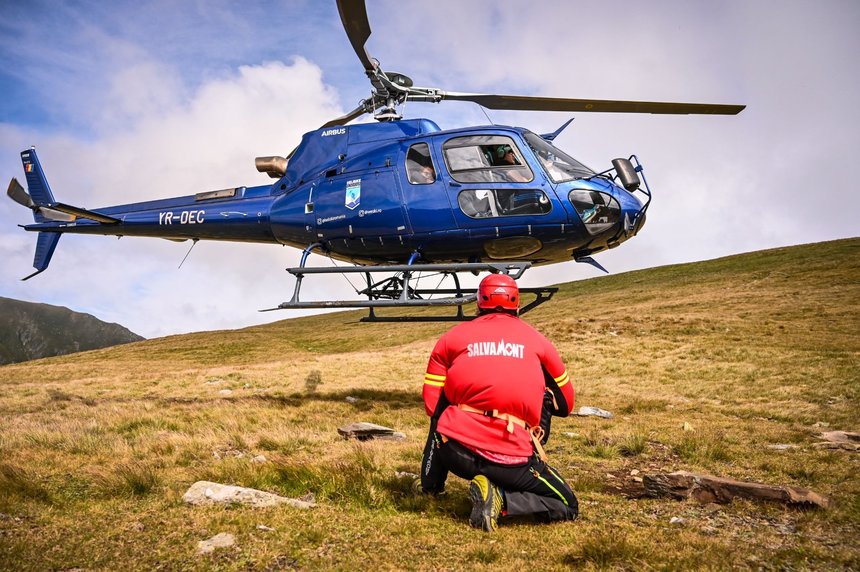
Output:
[
  {"xmin": 554, "ymin": 371, "xmax": 570, "ymax": 387},
  {"xmin": 424, "ymin": 373, "xmax": 446, "ymax": 387}
]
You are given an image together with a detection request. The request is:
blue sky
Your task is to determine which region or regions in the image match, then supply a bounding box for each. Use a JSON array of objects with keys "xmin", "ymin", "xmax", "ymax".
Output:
[{"xmin": 1, "ymin": 1, "xmax": 858, "ymax": 338}]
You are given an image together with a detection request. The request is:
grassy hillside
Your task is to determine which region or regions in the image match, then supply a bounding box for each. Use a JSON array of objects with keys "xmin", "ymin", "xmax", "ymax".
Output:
[{"xmin": 0, "ymin": 238, "xmax": 857, "ymax": 570}]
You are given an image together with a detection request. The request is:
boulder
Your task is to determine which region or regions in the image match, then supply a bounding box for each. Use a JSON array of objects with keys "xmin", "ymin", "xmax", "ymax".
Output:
[
  {"xmin": 643, "ymin": 471, "xmax": 828, "ymax": 509},
  {"xmin": 183, "ymin": 481, "xmax": 316, "ymax": 509}
]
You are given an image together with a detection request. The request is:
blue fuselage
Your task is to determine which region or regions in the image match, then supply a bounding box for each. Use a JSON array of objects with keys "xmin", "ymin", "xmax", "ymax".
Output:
[{"xmin": 25, "ymin": 119, "xmax": 647, "ymax": 266}]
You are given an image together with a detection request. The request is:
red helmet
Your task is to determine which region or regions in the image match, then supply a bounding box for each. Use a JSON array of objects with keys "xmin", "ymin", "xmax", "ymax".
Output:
[{"xmin": 477, "ymin": 273, "xmax": 519, "ymax": 311}]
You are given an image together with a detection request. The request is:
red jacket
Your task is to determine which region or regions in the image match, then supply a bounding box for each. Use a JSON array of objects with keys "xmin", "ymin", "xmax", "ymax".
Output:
[{"xmin": 423, "ymin": 312, "xmax": 573, "ymax": 457}]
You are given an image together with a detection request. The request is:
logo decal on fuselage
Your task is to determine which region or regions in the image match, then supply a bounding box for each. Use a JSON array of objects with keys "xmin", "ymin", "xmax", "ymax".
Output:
[
  {"xmin": 467, "ymin": 339, "xmax": 525, "ymax": 359},
  {"xmin": 345, "ymin": 178, "xmax": 361, "ymax": 210},
  {"xmin": 321, "ymin": 128, "xmax": 346, "ymax": 137}
]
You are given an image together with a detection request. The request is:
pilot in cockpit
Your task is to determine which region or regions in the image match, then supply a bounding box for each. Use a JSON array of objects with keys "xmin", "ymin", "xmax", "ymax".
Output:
[{"xmin": 496, "ymin": 145, "xmax": 529, "ymax": 183}]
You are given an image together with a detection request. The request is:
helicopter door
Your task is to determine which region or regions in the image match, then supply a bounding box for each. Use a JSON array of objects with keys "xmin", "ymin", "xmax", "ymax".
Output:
[
  {"xmin": 312, "ymin": 168, "xmax": 410, "ymax": 254},
  {"xmin": 440, "ymin": 135, "xmax": 562, "ymax": 232},
  {"xmin": 400, "ymin": 142, "xmax": 456, "ymax": 234}
]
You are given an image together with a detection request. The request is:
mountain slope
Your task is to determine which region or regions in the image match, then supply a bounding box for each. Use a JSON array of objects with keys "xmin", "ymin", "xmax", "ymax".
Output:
[
  {"xmin": 0, "ymin": 297, "xmax": 144, "ymax": 365},
  {"xmin": 0, "ymin": 238, "xmax": 856, "ymax": 571}
]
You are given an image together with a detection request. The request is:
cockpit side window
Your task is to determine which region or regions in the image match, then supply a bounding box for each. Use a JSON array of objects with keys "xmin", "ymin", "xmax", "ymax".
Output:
[
  {"xmin": 523, "ymin": 131, "xmax": 594, "ymax": 183},
  {"xmin": 442, "ymin": 135, "xmax": 533, "ymax": 183},
  {"xmin": 406, "ymin": 143, "xmax": 436, "ymax": 185}
]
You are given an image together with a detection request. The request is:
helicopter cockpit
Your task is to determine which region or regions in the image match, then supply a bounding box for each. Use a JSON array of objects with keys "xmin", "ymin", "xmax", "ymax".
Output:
[{"xmin": 522, "ymin": 132, "xmax": 594, "ymax": 183}]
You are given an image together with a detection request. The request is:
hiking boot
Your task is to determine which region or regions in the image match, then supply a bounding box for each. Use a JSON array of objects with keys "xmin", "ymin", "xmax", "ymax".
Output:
[
  {"xmin": 469, "ymin": 475, "xmax": 502, "ymax": 532},
  {"xmin": 410, "ymin": 476, "xmax": 424, "ymax": 496}
]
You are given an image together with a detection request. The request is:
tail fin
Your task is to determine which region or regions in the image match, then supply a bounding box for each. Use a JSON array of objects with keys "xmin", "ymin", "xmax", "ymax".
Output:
[
  {"xmin": 23, "ymin": 232, "xmax": 62, "ymax": 281},
  {"xmin": 14, "ymin": 148, "xmax": 64, "ymax": 279},
  {"xmin": 12, "ymin": 147, "xmax": 121, "ymax": 279},
  {"xmin": 20, "ymin": 148, "xmax": 56, "ymax": 223}
]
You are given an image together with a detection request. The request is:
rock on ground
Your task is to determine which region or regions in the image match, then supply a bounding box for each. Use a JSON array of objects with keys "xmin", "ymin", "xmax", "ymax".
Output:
[
  {"xmin": 338, "ymin": 422, "xmax": 404, "ymax": 440},
  {"xmin": 197, "ymin": 532, "xmax": 235, "ymax": 555},
  {"xmin": 183, "ymin": 481, "xmax": 316, "ymax": 509},
  {"xmin": 576, "ymin": 406, "xmax": 614, "ymax": 419},
  {"xmin": 643, "ymin": 471, "xmax": 829, "ymax": 509}
]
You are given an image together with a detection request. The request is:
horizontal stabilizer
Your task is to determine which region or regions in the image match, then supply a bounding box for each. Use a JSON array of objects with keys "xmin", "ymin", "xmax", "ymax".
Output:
[
  {"xmin": 23, "ymin": 231, "xmax": 61, "ymax": 280},
  {"xmin": 47, "ymin": 202, "xmax": 120, "ymax": 224},
  {"xmin": 38, "ymin": 207, "xmax": 76, "ymax": 222}
]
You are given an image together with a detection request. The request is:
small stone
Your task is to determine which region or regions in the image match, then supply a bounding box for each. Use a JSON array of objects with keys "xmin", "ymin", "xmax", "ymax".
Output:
[
  {"xmin": 577, "ymin": 406, "xmax": 614, "ymax": 419},
  {"xmin": 218, "ymin": 389, "xmax": 233, "ymax": 396},
  {"xmin": 633, "ymin": 476, "xmax": 643, "ymax": 483},
  {"xmin": 630, "ymin": 469, "xmax": 640, "ymax": 476},
  {"xmin": 345, "ymin": 396, "xmax": 359, "ymax": 404},
  {"xmin": 197, "ymin": 532, "xmax": 235, "ymax": 555},
  {"xmin": 256, "ymin": 524, "xmax": 275, "ymax": 532},
  {"xmin": 670, "ymin": 517, "xmax": 686, "ymax": 525},
  {"xmin": 682, "ymin": 422, "xmax": 694, "ymax": 432},
  {"xmin": 251, "ymin": 455, "xmax": 267, "ymax": 464},
  {"xmin": 767, "ymin": 444, "xmax": 796, "ymax": 451},
  {"xmin": 129, "ymin": 521, "xmax": 145, "ymax": 532},
  {"xmin": 337, "ymin": 422, "xmax": 396, "ymax": 440}
]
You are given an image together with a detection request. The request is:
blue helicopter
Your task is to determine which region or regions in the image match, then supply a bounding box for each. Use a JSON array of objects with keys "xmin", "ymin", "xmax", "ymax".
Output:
[{"xmin": 6, "ymin": 0, "xmax": 744, "ymax": 321}]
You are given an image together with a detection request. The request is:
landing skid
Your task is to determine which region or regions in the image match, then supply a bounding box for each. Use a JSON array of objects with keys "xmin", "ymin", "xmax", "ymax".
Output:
[{"xmin": 262, "ymin": 261, "xmax": 557, "ymax": 322}]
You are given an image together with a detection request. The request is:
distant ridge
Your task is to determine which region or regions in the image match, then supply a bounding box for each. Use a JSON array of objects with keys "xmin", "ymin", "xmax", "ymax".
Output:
[{"xmin": 0, "ymin": 297, "xmax": 144, "ymax": 365}]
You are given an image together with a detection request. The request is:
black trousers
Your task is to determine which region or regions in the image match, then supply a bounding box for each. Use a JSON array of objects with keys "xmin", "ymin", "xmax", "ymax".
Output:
[{"xmin": 421, "ymin": 430, "xmax": 578, "ymax": 522}]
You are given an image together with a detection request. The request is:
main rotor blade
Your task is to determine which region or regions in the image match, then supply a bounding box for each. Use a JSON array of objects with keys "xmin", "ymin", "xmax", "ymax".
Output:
[
  {"xmin": 319, "ymin": 104, "xmax": 368, "ymax": 129},
  {"xmin": 337, "ymin": 0, "xmax": 375, "ymax": 72},
  {"xmin": 441, "ymin": 92, "xmax": 745, "ymax": 115},
  {"xmin": 7, "ymin": 178, "xmax": 34, "ymax": 208}
]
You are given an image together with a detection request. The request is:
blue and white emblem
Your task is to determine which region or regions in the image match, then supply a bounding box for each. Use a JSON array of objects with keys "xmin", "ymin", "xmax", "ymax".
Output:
[{"xmin": 345, "ymin": 178, "xmax": 361, "ymax": 210}]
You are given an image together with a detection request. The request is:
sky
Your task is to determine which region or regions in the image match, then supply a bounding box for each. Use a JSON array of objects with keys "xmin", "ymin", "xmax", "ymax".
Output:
[{"xmin": 1, "ymin": 0, "xmax": 858, "ymax": 339}]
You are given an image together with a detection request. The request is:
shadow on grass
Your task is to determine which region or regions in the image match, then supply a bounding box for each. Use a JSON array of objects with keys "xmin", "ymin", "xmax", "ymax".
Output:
[{"xmin": 255, "ymin": 389, "xmax": 422, "ymax": 410}]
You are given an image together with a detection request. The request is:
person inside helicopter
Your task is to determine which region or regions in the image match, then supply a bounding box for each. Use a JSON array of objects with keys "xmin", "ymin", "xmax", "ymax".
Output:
[
  {"xmin": 415, "ymin": 164, "xmax": 436, "ymax": 184},
  {"xmin": 495, "ymin": 145, "xmax": 530, "ymax": 183},
  {"xmin": 406, "ymin": 143, "xmax": 437, "ymax": 185}
]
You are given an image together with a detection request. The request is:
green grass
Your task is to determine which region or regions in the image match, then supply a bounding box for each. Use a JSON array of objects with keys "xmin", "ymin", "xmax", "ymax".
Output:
[{"xmin": 0, "ymin": 238, "xmax": 858, "ymax": 570}]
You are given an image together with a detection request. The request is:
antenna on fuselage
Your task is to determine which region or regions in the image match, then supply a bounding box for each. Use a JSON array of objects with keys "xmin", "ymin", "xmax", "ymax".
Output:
[{"xmin": 178, "ymin": 238, "xmax": 199, "ymax": 270}]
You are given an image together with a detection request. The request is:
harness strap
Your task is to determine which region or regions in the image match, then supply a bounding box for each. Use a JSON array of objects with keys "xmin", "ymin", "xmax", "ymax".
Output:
[{"xmin": 457, "ymin": 403, "xmax": 548, "ymax": 462}]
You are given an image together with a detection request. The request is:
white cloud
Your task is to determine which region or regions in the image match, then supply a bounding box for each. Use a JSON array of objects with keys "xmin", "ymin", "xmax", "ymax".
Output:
[
  {"xmin": 0, "ymin": 57, "xmax": 356, "ymax": 338},
  {"xmin": 2, "ymin": 1, "xmax": 858, "ymax": 337}
]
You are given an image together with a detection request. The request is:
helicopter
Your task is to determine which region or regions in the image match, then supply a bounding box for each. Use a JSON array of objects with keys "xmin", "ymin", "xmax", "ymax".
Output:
[{"xmin": 6, "ymin": 0, "xmax": 744, "ymax": 322}]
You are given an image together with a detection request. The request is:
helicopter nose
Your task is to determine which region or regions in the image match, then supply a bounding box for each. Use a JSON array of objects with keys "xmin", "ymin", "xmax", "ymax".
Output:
[{"xmin": 566, "ymin": 185, "xmax": 646, "ymax": 250}]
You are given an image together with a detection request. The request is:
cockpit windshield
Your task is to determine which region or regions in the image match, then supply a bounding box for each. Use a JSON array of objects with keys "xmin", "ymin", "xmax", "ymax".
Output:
[{"xmin": 523, "ymin": 132, "xmax": 594, "ymax": 184}]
